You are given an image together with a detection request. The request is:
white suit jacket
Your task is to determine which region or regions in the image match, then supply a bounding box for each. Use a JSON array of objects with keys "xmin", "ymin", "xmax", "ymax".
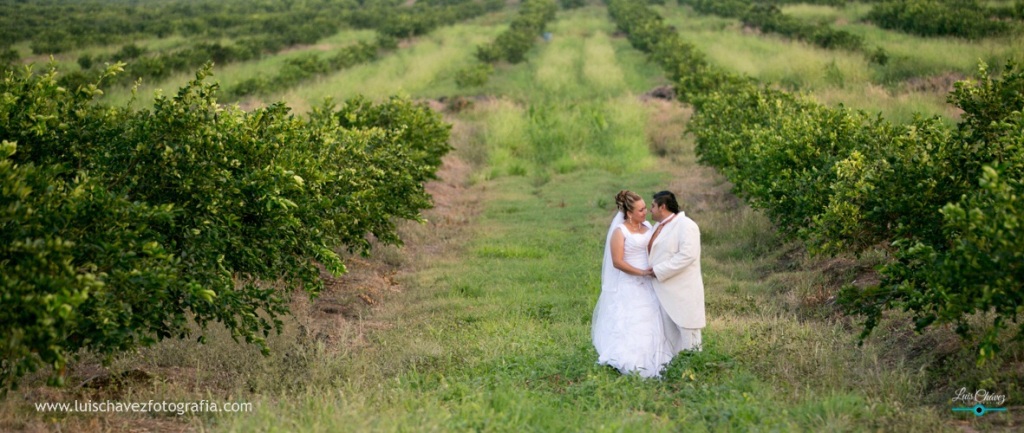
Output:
[{"xmin": 649, "ymin": 212, "xmax": 706, "ymax": 329}]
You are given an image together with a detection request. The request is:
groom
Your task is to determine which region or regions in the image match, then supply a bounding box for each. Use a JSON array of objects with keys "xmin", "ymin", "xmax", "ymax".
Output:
[{"xmin": 647, "ymin": 191, "xmax": 705, "ymax": 352}]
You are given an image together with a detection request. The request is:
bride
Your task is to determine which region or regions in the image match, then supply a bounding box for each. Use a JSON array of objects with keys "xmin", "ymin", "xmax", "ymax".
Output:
[{"xmin": 592, "ymin": 190, "xmax": 677, "ymax": 378}]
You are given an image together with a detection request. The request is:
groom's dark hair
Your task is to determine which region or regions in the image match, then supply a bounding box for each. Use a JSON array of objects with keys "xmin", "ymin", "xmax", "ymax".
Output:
[{"xmin": 653, "ymin": 191, "xmax": 680, "ymax": 213}]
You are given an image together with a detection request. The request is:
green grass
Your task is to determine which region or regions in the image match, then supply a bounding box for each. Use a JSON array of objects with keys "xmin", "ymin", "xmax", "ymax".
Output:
[
  {"xmin": 210, "ymin": 148, "xmax": 954, "ymax": 431},
  {"xmin": 450, "ymin": 7, "xmax": 659, "ymax": 183},
  {"xmin": 780, "ymin": 2, "xmax": 1024, "ymax": 81},
  {"xmin": 779, "ymin": 3, "xmax": 848, "ymax": 24},
  {"xmin": 5, "ymin": 4, "xmax": 1021, "ymax": 432},
  {"xmin": 99, "ymin": 28, "xmax": 381, "ymax": 108},
  {"xmin": 275, "ymin": 26, "xmax": 499, "ymax": 111},
  {"xmin": 203, "ymin": 6, "xmax": 979, "ymax": 431},
  {"xmin": 16, "ymin": 35, "xmax": 193, "ymax": 71},
  {"xmin": 207, "ymin": 165, "xmax": 949, "ymax": 431},
  {"xmin": 491, "ymin": 6, "xmax": 663, "ymax": 103},
  {"xmin": 660, "ymin": 3, "xmax": 1023, "ymax": 123}
]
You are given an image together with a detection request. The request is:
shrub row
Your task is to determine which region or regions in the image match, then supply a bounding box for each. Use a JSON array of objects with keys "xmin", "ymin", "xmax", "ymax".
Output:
[
  {"xmin": 454, "ymin": 62, "xmax": 494, "ymax": 88},
  {"xmin": 227, "ymin": 41, "xmax": 380, "ymax": 98},
  {"xmin": 770, "ymin": 0, "xmax": 847, "ymax": 5},
  {"xmin": 866, "ymin": 0, "xmax": 1013, "ymax": 39},
  {"xmin": 988, "ymin": 0, "xmax": 1024, "ymax": 21},
  {"xmin": 58, "ymin": 41, "xmax": 266, "ymax": 92},
  {"xmin": 606, "ymin": 0, "xmax": 748, "ymax": 101},
  {"xmin": 346, "ymin": 0, "xmax": 505, "ymax": 40},
  {"xmin": 455, "ymin": 0, "xmax": 557, "ymax": 88},
  {"xmin": 607, "ymin": 0, "xmax": 1024, "ymax": 360},
  {"xmin": 475, "ymin": 0, "xmax": 558, "ymax": 64},
  {"xmin": 695, "ymin": 64, "xmax": 1024, "ymax": 360},
  {"xmin": 0, "ymin": 64, "xmax": 451, "ymax": 389},
  {"xmin": 50, "ymin": 0, "xmax": 504, "ymax": 99},
  {"xmin": 229, "ymin": 0, "xmax": 504, "ymax": 98},
  {"xmin": 679, "ymin": 0, "xmax": 867, "ymax": 53},
  {"xmin": 4, "ymin": 0, "xmax": 359, "ymax": 55}
]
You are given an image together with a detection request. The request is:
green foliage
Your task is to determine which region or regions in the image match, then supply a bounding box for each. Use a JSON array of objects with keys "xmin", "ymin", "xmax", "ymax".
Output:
[
  {"xmin": 330, "ymin": 94, "xmax": 453, "ymax": 186},
  {"xmin": 680, "ymin": 0, "xmax": 865, "ymax": 52},
  {"xmin": 867, "ymin": 46, "xmax": 889, "ymax": 66},
  {"xmin": 0, "ymin": 64, "xmax": 451, "ymax": 389},
  {"xmin": 65, "ymin": 40, "xmax": 281, "ymax": 90},
  {"xmin": 0, "ymin": 48, "xmax": 16, "ymax": 72},
  {"xmin": 454, "ymin": 62, "xmax": 494, "ymax": 88},
  {"xmin": 4, "ymin": 0, "xmax": 501, "ymax": 90},
  {"xmin": 611, "ymin": 0, "xmax": 1024, "ymax": 360},
  {"xmin": 1, "ymin": 141, "xmax": 176, "ymax": 387},
  {"xmin": 989, "ymin": 0, "xmax": 1024, "ymax": 20},
  {"xmin": 691, "ymin": 84, "xmax": 900, "ymax": 252},
  {"xmin": 75, "ymin": 54, "xmax": 93, "ymax": 71},
  {"xmin": 228, "ymin": 41, "xmax": 378, "ymax": 98},
  {"xmin": 866, "ymin": 0, "xmax": 1013, "ymax": 39},
  {"xmin": 475, "ymin": 0, "xmax": 558, "ymax": 64},
  {"xmin": 226, "ymin": 0, "xmax": 501, "ymax": 99},
  {"xmin": 2, "ymin": 0, "xmax": 360, "ymax": 54},
  {"xmin": 685, "ymin": 60, "xmax": 1024, "ymax": 361},
  {"xmin": 607, "ymin": 0, "xmax": 748, "ymax": 101},
  {"xmin": 14, "ymin": 0, "xmax": 501, "ymax": 89},
  {"xmin": 843, "ymin": 63, "xmax": 1024, "ymax": 362},
  {"xmin": 347, "ymin": 0, "xmax": 504, "ymax": 39},
  {"xmin": 771, "ymin": 0, "xmax": 847, "ymax": 4}
]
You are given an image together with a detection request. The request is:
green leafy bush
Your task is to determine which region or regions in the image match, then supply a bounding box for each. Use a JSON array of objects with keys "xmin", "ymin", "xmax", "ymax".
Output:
[
  {"xmin": 608, "ymin": 0, "xmax": 746, "ymax": 101},
  {"xmin": 227, "ymin": 41, "xmax": 378, "ymax": 98},
  {"xmin": 455, "ymin": 63, "xmax": 494, "ymax": 88},
  {"xmin": 475, "ymin": 0, "xmax": 557, "ymax": 64},
  {"xmin": 3, "ymin": 0, "xmax": 358, "ymax": 55},
  {"xmin": 693, "ymin": 62, "xmax": 1024, "ymax": 360},
  {"xmin": 0, "ymin": 64, "xmax": 451, "ymax": 389},
  {"xmin": 842, "ymin": 63, "xmax": 1024, "ymax": 361},
  {"xmin": 225, "ymin": 0, "xmax": 499, "ymax": 99},
  {"xmin": 347, "ymin": 0, "xmax": 504, "ymax": 39},
  {"xmin": 610, "ymin": 0, "xmax": 1024, "ymax": 361},
  {"xmin": 866, "ymin": 0, "xmax": 1012, "ymax": 39},
  {"xmin": 681, "ymin": 0, "xmax": 864, "ymax": 52}
]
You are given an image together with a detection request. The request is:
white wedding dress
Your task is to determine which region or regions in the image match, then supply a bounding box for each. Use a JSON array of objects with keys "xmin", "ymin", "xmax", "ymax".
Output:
[{"xmin": 592, "ymin": 213, "xmax": 676, "ymax": 378}]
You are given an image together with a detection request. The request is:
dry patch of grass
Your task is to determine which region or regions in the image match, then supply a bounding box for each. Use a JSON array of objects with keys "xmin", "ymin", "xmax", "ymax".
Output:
[{"xmin": 643, "ymin": 95, "xmax": 692, "ymax": 162}]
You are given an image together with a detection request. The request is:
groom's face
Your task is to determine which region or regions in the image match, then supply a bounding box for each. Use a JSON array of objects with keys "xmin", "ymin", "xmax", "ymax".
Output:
[{"xmin": 651, "ymin": 202, "xmax": 664, "ymax": 222}]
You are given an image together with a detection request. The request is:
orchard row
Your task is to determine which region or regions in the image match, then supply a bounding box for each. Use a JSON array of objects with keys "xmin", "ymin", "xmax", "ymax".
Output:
[{"xmin": 608, "ymin": 0, "xmax": 1024, "ymax": 361}]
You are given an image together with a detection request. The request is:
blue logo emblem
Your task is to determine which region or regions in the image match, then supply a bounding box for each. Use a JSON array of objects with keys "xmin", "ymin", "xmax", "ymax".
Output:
[{"xmin": 952, "ymin": 404, "xmax": 1008, "ymax": 417}]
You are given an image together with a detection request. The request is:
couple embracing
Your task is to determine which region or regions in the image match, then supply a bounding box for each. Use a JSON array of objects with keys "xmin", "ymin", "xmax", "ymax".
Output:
[{"xmin": 592, "ymin": 190, "xmax": 706, "ymax": 378}]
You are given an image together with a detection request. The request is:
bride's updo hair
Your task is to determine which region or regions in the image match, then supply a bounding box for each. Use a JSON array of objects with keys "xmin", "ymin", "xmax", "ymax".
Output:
[{"xmin": 615, "ymin": 190, "xmax": 642, "ymax": 214}]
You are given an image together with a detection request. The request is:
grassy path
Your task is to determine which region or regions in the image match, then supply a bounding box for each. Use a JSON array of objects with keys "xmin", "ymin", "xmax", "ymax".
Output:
[
  {"xmin": 218, "ymin": 6, "xmax": 962, "ymax": 432},
  {"xmin": 7, "ymin": 5, "xmax": 1017, "ymax": 432},
  {"xmin": 223, "ymin": 132, "xmax": 951, "ymax": 431}
]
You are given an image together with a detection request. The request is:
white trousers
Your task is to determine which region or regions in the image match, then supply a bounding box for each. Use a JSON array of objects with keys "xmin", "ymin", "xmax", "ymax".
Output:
[
  {"xmin": 679, "ymin": 327, "xmax": 702, "ymax": 352},
  {"xmin": 662, "ymin": 309, "xmax": 703, "ymax": 352}
]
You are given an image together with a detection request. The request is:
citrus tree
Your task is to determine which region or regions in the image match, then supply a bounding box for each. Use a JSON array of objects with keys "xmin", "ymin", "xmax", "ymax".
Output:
[{"xmin": 1, "ymin": 63, "xmax": 451, "ymax": 388}]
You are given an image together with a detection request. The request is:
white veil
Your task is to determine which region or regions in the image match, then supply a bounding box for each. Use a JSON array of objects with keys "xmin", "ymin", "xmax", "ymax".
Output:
[
  {"xmin": 600, "ymin": 211, "xmax": 624, "ymax": 294},
  {"xmin": 592, "ymin": 211, "xmax": 624, "ymax": 353}
]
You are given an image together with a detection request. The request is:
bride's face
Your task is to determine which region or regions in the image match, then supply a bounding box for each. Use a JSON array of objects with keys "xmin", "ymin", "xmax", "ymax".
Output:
[{"xmin": 628, "ymin": 199, "xmax": 648, "ymax": 223}]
